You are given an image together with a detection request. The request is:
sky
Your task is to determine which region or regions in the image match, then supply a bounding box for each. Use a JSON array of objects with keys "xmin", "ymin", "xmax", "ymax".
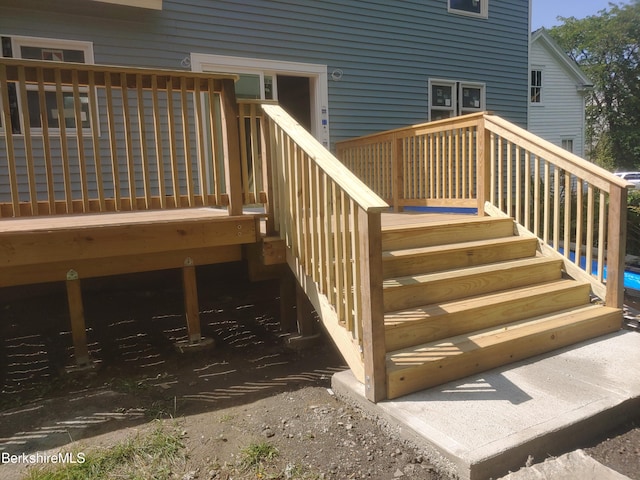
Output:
[{"xmin": 531, "ymin": 0, "xmax": 630, "ymax": 30}]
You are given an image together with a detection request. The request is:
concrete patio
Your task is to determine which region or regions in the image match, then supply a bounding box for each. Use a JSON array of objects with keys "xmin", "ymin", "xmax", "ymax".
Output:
[{"xmin": 332, "ymin": 329, "xmax": 640, "ymax": 480}]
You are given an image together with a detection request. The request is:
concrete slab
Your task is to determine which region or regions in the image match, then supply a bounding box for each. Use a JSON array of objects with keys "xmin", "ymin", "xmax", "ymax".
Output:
[
  {"xmin": 332, "ymin": 331, "xmax": 640, "ymax": 480},
  {"xmin": 499, "ymin": 450, "xmax": 631, "ymax": 480}
]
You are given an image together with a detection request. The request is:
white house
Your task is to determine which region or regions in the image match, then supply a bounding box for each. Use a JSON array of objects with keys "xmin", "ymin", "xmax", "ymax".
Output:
[{"xmin": 528, "ymin": 28, "xmax": 593, "ymax": 158}]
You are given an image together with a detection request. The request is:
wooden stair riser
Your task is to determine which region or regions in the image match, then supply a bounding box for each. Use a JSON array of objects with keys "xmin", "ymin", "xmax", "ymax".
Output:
[
  {"xmin": 385, "ymin": 307, "xmax": 621, "ymax": 399},
  {"xmin": 384, "ymin": 281, "xmax": 591, "ymax": 351},
  {"xmin": 382, "ymin": 237, "xmax": 539, "ymax": 278},
  {"xmin": 381, "ymin": 217, "xmax": 515, "ymax": 251},
  {"xmin": 383, "ymin": 257, "xmax": 563, "ymax": 312}
]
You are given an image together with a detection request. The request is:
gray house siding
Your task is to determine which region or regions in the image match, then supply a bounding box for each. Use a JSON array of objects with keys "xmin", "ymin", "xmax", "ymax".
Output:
[{"xmin": 1, "ymin": 0, "xmax": 530, "ymax": 148}]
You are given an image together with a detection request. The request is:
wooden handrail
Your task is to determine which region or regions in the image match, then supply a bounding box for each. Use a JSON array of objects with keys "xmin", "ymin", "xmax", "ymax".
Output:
[
  {"xmin": 336, "ymin": 112, "xmax": 628, "ymax": 309},
  {"xmin": 0, "ymin": 59, "xmax": 241, "ymax": 217},
  {"xmin": 262, "ymin": 104, "xmax": 388, "ymax": 213},
  {"xmin": 261, "ymin": 103, "xmax": 388, "ymax": 401},
  {"xmin": 482, "ymin": 114, "xmax": 629, "ymax": 193}
]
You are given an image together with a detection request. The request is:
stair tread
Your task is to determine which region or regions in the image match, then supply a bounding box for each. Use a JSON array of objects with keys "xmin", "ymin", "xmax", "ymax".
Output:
[
  {"xmin": 383, "ymin": 256, "xmax": 560, "ymax": 289},
  {"xmin": 382, "ymin": 235, "xmax": 537, "ymax": 259},
  {"xmin": 381, "ymin": 215, "xmax": 512, "ymax": 233},
  {"xmin": 384, "ymin": 279, "xmax": 589, "ymax": 326},
  {"xmin": 386, "ymin": 304, "xmax": 621, "ymax": 369}
]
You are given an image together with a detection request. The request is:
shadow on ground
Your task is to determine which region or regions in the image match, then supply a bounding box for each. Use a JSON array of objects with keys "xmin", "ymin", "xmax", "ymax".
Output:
[{"xmin": 0, "ymin": 262, "xmax": 347, "ymax": 457}]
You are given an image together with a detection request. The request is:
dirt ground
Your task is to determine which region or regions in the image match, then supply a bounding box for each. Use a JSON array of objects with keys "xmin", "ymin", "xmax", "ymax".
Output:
[{"xmin": 0, "ymin": 262, "xmax": 639, "ymax": 480}]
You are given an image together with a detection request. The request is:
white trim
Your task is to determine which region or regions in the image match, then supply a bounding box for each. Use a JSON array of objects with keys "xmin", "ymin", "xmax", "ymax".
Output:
[
  {"xmin": 529, "ymin": 66, "xmax": 544, "ymax": 106},
  {"xmin": 190, "ymin": 53, "xmax": 330, "ymax": 147},
  {"xmin": 6, "ymin": 35, "xmax": 95, "ymax": 63},
  {"xmin": 1, "ymin": 35, "xmax": 95, "ymax": 136},
  {"xmin": 448, "ymin": 0, "xmax": 488, "ymax": 19},
  {"xmin": 428, "ymin": 78, "xmax": 457, "ymax": 121},
  {"xmin": 89, "ymin": 0, "xmax": 162, "ymax": 10}
]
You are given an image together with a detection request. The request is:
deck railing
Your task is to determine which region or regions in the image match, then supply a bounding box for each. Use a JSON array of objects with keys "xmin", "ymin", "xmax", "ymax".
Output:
[
  {"xmin": 337, "ymin": 113, "xmax": 629, "ymax": 308},
  {"xmin": 260, "ymin": 104, "xmax": 389, "ymax": 402},
  {"xmin": 0, "ymin": 58, "xmax": 243, "ymax": 217}
]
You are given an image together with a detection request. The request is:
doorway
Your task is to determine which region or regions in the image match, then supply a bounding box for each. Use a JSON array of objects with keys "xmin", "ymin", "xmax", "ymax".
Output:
[{"xmin": 276, "ymin": 75, "xmax": 311, "ymax": 131}]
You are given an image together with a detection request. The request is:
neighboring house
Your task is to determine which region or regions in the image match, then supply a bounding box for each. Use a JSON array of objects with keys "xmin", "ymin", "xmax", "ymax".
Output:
[
  {"xmin": 0, "ymin": 0, "xmax": 530, "ymax": 151},
  {"xmin": 528, "ymin": 28, "xmax": 593, "ymax": 158}
]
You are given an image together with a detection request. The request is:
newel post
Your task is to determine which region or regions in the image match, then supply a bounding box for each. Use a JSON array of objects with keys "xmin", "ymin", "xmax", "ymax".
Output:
[
  {"xmin": 392, "ymin": 134, "xmax": 404, "ymax": 212},
  {"xmin": 220, "ymin": 78, "xmax": 244, "ymax": 216},
  {"xmin": 606, "ymin": 185, "xmax": 628, "ymax": 308},
  {"xmin": 358, "ymin": 207, "xmax": 387, "ymax": 402},
  {"xmin": 476, "ymin": 115, "xmax": 492, "ymax": 216}
]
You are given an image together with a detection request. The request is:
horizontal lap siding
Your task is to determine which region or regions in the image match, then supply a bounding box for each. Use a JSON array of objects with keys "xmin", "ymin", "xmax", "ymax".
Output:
[
  {"xmin": 528, "ymin": 41, "xmax": 587, "ymax": 158},
  {"xmin": 0, "ymin": 0, "xmax": 529, "ymax": 148}
]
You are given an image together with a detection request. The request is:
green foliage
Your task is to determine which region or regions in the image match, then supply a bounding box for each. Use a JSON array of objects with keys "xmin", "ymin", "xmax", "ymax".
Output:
[
  {"xmin": 24, "ymin": 422, "xmax": 185, "ymax": 480},
  {"xmin": 549, "ymin": 1, "xmax": 640, "ymax": 170},
  {"xmin": 627, "ymin": 190, "xmax": 640, "ymax": 256},
  {"xmin": 240, "ymin": 441, "xmax": 279, "ymax": 471}
]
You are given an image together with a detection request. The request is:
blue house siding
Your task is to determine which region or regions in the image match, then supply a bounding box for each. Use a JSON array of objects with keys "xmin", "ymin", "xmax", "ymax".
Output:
[{"xmin": 0, "ymin": 0, "xmax": 529, "ymax": 147}]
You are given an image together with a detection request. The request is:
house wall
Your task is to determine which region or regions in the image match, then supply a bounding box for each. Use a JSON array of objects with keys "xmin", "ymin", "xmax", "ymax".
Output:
[
  {"xmin": 0, "ymin": 0, "xmax": 530, "ymax": 148},
  {"xmin": 528, "ymin": 39, "xmax": 587, "ymax": 158}
]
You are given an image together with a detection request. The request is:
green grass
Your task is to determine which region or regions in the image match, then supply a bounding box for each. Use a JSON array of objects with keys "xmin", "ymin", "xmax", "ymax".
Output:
[
  {"xmin": 24, "ymin": 421, "xmax": 185, "ymax": 480},
  {"xmin": 240, "ymin": 441, "xmax": 279, "ymax": 471}
]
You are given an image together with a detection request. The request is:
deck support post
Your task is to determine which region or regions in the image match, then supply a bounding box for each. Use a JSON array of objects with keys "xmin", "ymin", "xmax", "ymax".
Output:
[
  {"xmin": 176, "ymin": 258, "xmax": 215, "ymax": 352},
  {"xmin": 65, "ymin": 270, "xmax": 91, "ymax": 366},
  {"xmin": 182, "ymin": 258, "xmax": 201, "ymax": 343},
  {"xmin": 279, "ymin": 269, "xmax": 298, "ymax": 334},
  {"xmin": 295, "ymin": 281, "xmax": 316, "ymax": 337}
]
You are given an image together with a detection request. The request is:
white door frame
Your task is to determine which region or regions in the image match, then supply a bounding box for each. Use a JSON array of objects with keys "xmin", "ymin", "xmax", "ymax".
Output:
[{"xmin": 190, "ymin": 53, "xmax": 330, "ymax": 147}]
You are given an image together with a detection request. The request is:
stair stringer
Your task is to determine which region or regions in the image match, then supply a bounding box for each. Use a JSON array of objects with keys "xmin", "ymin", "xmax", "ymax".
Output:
[{"xmin": 285, "ymin": 253, "xmax": 365, "ymax": 383}]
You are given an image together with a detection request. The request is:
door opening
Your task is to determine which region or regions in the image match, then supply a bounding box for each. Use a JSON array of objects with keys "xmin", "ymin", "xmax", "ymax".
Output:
[{"xmin": 276, "ymin": 75, "xmax": 311, "ymax": 131}]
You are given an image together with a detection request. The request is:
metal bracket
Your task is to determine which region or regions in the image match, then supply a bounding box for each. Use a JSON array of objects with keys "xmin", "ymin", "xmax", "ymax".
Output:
[
  {"xmin": 184, "ymin": 257, "xmax": 194, "ymax": 266},
  {"xmin": 66, "ymin": 269, "xmax": 79, "ymax": 281}
]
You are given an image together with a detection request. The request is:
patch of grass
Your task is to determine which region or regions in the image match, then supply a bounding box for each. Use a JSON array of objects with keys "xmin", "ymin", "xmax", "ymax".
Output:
[
  {"xmin": 24, "ymin": 421, "xmax": 185, "ymax": 480},
  {"xmin": 240, "ymin": 441, "xmax": 278, "ymax": 471}
]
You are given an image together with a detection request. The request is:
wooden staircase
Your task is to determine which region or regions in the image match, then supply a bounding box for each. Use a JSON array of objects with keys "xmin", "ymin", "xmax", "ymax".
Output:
[{"xmin": 381, "ymin": 216, "xmax": 622, "ymax": 399}]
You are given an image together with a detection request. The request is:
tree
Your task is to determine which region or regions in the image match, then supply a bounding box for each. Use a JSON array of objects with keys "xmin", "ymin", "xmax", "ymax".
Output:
[{"xmin": 549, "ymin": 1, "xmax": 640, "ymax": 170}]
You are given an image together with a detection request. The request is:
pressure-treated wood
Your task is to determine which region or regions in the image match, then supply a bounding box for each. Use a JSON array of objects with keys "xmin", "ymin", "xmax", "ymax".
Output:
[
  {"xmin": 386, "ymin": 305, "xmax": 621, "ymax": 399},
  {"xmin": 0, "ymin": 59, "xmax": 240, "ymax": 218},
  {"xmin": 182, "ymin": 262, "xmax": 201, "ymax": 343},
  {"xmin": 383, "ymin": 256, "xmax": 563, "ymax": 312},
  {"xmin": 381, "ymin": 216, "xmax": 514, "ymax": 250},
  {"xmin": 382, "ymin": 236, "xmax": 539, "ymax": 278},
  {"xmin": 66, "ymin": 274, "xmax": 90, "ymax": 365},
  {"xmin": 380, "ymin": 213, "xmax": 622, "ymax": 399},
  {"xmin": 385, "ymin": 280, "xmax": 591, "ymax": 351}
]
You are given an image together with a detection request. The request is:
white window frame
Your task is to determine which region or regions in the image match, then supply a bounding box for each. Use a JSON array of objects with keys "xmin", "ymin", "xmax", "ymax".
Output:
[
  {"xmin": 561, "ymin": 137, "xmax": 574, "ymax": 153},
  {"xmin": 429, "ymin": 78, "xmax": 486, "ymax": 121},
  {"xmin": 448, "ymin": 0, "xmax": 488, "ymax": 19},
  {"xmin": 190, "ymin": 53, "xmax": 330, "ymax": 148},
  {"xmin": 1, "ymin": 35, "xmax": 95, "ymax": 136},
  {"xmin": 530, "ymin": 67, "xmax": 544, "ymax": 105},
  {"xmin": 458, "ymin": 81, "xmax": 486, "ymax": 115},
  {"xmin": 428, "ymin": 78, "xmax": 457, "ymax": 121}
]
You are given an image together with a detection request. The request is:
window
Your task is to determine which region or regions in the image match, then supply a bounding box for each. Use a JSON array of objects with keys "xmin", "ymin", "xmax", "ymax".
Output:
[
  {"xmin": 561, "ymin": 138, "xmax": 574, "ymax": 153},
  {"xmin": 428, "ymin": 78, "xmax": 485, "ymax": 121},
  {"xmin": 0, "ymin": 35, "xmax": 94, "ymax": 134},
  {"xmin": 530, "ymin": 69, "xmax": 543, "ymax": 103},
  {"xmin": 448, "ymin": 0, "xmax": 488, "ymax": 18}
]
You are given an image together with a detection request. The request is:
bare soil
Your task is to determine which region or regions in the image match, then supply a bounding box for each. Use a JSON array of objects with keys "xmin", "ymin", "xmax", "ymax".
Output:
[{"xmin": 0, "ymin": 263, "xmax": 639, "ymax": 479}]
